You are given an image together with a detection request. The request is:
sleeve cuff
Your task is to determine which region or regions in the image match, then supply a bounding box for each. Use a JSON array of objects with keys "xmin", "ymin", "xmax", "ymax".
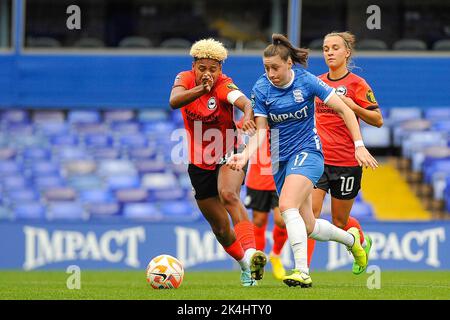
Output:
[{"xmin": 323, "ymin": 88, "xmax": 336, "ymax": 104}]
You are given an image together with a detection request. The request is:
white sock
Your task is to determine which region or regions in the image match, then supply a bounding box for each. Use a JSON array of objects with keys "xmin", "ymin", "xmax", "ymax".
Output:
[
  {"xmin": 238, "ymin": 258, "xmax": 248, "ymax": 271},
  {"xmin": 241, "ymin": 248, "xmax": 256, "ymax": 270},
  {"xmin": 281, "ymin": 208, "xmax": 309, "ymax": 274},
  {"xmin": 309, "ymin": 219, "xmax": 354, "ymax": 247}
]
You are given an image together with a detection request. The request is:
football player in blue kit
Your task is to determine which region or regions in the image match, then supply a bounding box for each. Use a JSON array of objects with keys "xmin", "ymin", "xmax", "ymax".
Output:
[{"xmin": 227, "ymin": 34, "xmax": 378, "ymax": 288}]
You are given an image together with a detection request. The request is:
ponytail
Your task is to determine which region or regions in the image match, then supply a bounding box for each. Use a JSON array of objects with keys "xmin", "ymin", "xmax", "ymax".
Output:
[{"xmin": 263, "ymin": 34, "xmax": 309, "ymax": 67}]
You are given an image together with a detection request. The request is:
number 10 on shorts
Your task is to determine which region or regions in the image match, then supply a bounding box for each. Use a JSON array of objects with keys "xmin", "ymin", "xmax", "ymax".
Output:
[
  {"xmin": 294, "ymin": 152, "xmax": 308, "ymax": 167},
  {"xmin": 340, "ymin": 176, "xmax": 355, "ymax": 194}
]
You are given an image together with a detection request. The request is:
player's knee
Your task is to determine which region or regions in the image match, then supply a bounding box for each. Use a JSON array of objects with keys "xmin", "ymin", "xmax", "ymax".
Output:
[
  {"xmin": 219, "ymin": 189, "xmax": 240, "ymax": 207},
  {"xmin": 212, "ymin": 225, "xmax": 232, "ymax": 243},
  {"xmin": 253, "ymin": 214, "xmax": 268, "ymax": 227},
  {"xmin": 278, "ymin": 203, "xmax": 293, "ymax": 215},
  {"xmin": 332, "ymin": 217, "xmax": 348, "ymax": 229}
]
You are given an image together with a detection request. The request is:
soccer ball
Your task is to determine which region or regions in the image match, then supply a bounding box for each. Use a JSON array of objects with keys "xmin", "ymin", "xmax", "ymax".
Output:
[{"xmin": 146, "ymin": 254, "xmax": 184, "ymax": 289}]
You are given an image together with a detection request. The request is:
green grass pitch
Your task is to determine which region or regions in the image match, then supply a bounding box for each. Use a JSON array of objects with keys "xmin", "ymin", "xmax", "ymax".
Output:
[{"xmin": 0, "ymin": 270, "xmax": 449, "ymax": 300}]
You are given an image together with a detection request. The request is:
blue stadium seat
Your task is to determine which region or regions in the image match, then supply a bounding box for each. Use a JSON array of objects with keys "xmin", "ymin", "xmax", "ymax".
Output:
[
  {"xmin": 424, "ymin": 108, "xmax": 450, "ymax": 121},
  {"xmin": 79, "ymin": 189, "xmax": 115, "ymax": 203},
  {"xmin": 432, "ymin": 120, "xmax": 450, "ymax": 133},
  {"xmin": 47, "ymin": 202, "xmax": 87, "ymax": 220},
  {"xmin": 128, "ymin": 147, "xmax": 157, "ymax": 160},
  {"xmin": 64, "ymin": 160, "xmax": 97, "ymax": 176},
  {"xmin": 73, "ymin": 123, "xmax": 108, "ymax": 135},
  {"xmin": 23, "ymin": 147, "xmax": 51, "ymax": 162},
  {"xmin": 50, "ymin": 134, "xmax": 79, "ymax": 146},
  {"xmin": 32, "ymin": 110, "xmax": 65, "ymax": 123},
  {"xmin": 84, "ymin": 133, "xmax": 114, "ymax": 148},
  {"xmin": 158, "ymin": 200, "xmax": 199, "ymax": 221},
  {"xmin": 141, "ymin": 172, "xmax": 178, "ymax": 190},
  {"xmin": 55, "ymin": 147, "xmax": 89, "ymax": 161},
  {"xmin": 0, "ymin": 148, "xmax": 17, "ymax": 160},
  {"xmin": 393, "ymin": 119, "xmax": 431, "ymax": 147},
  {"xmin": 361, "ymin": 126, "xmax": 390, "ymax": 147},
  {"xmin": 123, "ymin": 203, "xmax": 163, "ymax": 220},
  {"xmin": 97, "ymin": 160, "xmax": 137, "ymax": 177},
  {"xmin": 135, "ymin": 160, "xmax": 166, "ymax": 174},
  {"xmin": 137, "ymin": 110, "xmax": 170, "ymax": 122},
  {"xmin": 104, "ymin": 110, "xmax": 135, "ymax": 123},
  {"xmin": 141, "ymin": 121, "xmax": 175, "ymax": 135},
  {"xmin": 68, "ymin": 175, "xmax": 104, "ymax": 191},
  {"xmin": 6, "ymin": 123, "xmax": 34, "ymax": 135},
  {"xmin": 44, "ymin": 187, "xmax": 77, "ymax": 202},
  {"xmin": 68, "ymin": 110, "xmax": 101, "ymax": 124},
  {"xmin": 150, "ymin": 187, "xmax": 185, "ymax": 201},
  {"xmin": 30, "ymin": 161, "xmax": 60, "ymax": 177},
  {"xmin": 2, "ymin": 176, "xmax": 28, "ymax": 191},
  {"xmin": 37, "ymin": 122, "xmax": 70, "ymax": 136},
  {"xmin": 106, "ymin": 175, "xmax": 140, "ymax": 191},
  {"xmin": 0, "ymin": 110, "xmax": 29, "ymax": 123},
  {"xmin": 87, "ymin": 202, "xmax": 120, "ymax": 217},
  {"xmin": 115, "ymin": 188, "xmax": 149, "ymax": 203},
  {"xmin": 423, "ymin": 158, "xmax": 450, "ymax": 184},
  {"xmin": 14, "ymin": 202, "xmax": 45, "ymax": 219},
  {"xmin": 7, "ymin": 189, "xmax": 40, "ymax": 203},
  {"xmin": 34, "ymin": 175, "xmax": 64, "ymax": 190},
  {"xmin": 91, "ymin": 147, "xmax": 121, "ymax": 160},
  {"xmin": 385, "ymin": 107, "xmax": 422, "ymax": 127},
  {"xmin": 402, "ymin": 132, "xmax": 447, "ymax": 161},
  {"xmin": 119, "ymin": 134, "xmax": 148, "ymax": 148},
  {"xmin": 111, "ymin": 121, "xmax": 140, "ymax": 134},
  {"xmin": 0, "ymin": 161, "xmax": 21, "ymax": 175}
]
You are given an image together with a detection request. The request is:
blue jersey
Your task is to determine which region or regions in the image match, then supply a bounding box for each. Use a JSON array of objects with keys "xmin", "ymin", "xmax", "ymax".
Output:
[{"xmin": 251, "ymin": 68, "xmax": 335, "ymax": 162}]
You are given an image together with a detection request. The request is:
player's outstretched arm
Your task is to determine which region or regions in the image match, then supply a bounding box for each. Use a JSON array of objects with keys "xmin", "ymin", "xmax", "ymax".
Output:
[
  {"xmin": 233, "ymin": 95, "xmax": 256, "ymax": 135},
  {"xmin": 227, "ymin": 117, "xmax": 268, "ymax": 171},
  {"xmin": 325, "ymin": 93, "xmax": 378, "ymax": 169}
]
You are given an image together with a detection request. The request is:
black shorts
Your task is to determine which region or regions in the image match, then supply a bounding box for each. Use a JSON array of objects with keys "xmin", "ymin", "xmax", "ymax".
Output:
[
  {"xmin": 188, "ymin": 145, "xmax": 248, "ymax": 200},
  {"xmin": 316, "ymin": 164, "xmax": 362, "ymax": 200},
  {"xmin": 244, "ymin": 187, "xmax": 279, "ymax": 212}
]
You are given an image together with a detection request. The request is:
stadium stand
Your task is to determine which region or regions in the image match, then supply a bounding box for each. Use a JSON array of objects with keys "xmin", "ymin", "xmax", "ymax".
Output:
[
  {"xmin": 355, "ymin": 39, "xmax": 388, "ymax": 51},
  {"xmin": 1, "ymin": 106, "xmax": 449, "ymax": 222}
]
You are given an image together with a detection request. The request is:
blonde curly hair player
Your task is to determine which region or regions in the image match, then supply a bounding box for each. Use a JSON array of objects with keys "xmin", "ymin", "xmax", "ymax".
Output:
[
  {"xmin": 169, "ymin": 38, "xmax": 267, "ymax": 287},
  {"xmin": 190, "ymin": 38, "xmax": 228, "ymax": 62}
]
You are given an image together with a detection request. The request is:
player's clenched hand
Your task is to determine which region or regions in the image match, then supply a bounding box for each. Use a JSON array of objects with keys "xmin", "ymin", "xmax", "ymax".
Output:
[
  {"xmin": 201, "ymin": 73, "xmax": 213, "ymax": 93},
  {"xmin": 355, "ymin": 146, "xmax": 378, "ymax": 169},
  {"xmin": 226, "ymin": 153, "xmax": 248, "ymax": 171},
  {"xmin": 241, "ymin": 118, "xmax": 256, "ymax": 136}
]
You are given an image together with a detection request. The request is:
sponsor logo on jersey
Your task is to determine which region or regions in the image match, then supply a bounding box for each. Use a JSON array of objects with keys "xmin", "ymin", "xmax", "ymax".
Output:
[
  {"xmin": 174, "ymin": 75, "xmax": 181, "ymax": 85},
  {"xmin": 366, "ymin": 90, "xmax": 377, "ymax": 104},
  {"xmin": 336, "ymin": 85, "xmax": 347, "ymax": 96},
  {"xmin": 293, "ymin": 89, "xmax": 304, "ymax": 103},
  {"xmin": 207, "ymin": 97, "xmax": 217, "ymax": 110},
  {"xmin": 269, "ymin": 106, "xmax": 308, "ymax": 123}
]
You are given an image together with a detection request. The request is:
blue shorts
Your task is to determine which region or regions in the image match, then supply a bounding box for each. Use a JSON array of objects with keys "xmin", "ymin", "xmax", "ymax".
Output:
[{"xmin": 272, "ymin": 150, "xmax": 324, "ymax": 194}]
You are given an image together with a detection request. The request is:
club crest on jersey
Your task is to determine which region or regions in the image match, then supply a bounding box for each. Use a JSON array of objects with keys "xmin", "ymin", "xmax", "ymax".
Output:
[
  {"xmin": 366, "ymin": 90, "xmax": 377, "ymax": 104},
  {"xmin": 336, "ymin": 85, "xmax": 347, "ymax": 96},
  {"xmin": 293, "ymin": 89, "xmax": 304, "ymax": 103},
  {"xmin": 207, "ymin": 97, "xmax": 217, "ymax": 110}
]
